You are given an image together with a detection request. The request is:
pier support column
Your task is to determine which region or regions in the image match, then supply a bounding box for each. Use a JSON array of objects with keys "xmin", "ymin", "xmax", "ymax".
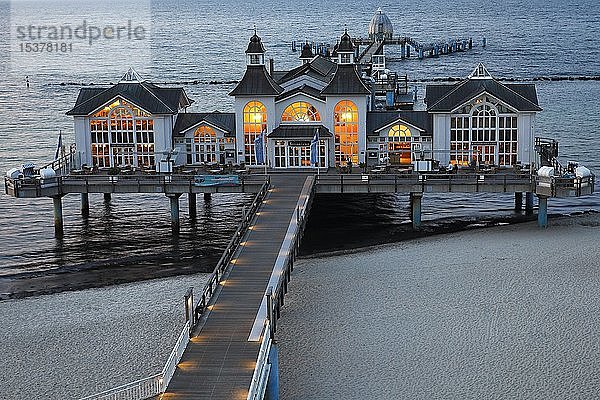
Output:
[
  {"xmin": 204, "ymin": 192, "xmax": 212, "ymax": 201},
  {"xmin": 167, "ymin": 194, "xmax": 182, "ymax": 234},
  {"xmin": 103, "ymin": 193, "xmax": 111, "ymax": 202},
  {"xmin": 265, "ymin": 342, "xmax": 280, "ymax": 400},
  {"xmin": 188, "ymin": 193, "xmax": 197, "ymax": 218},
  {"xmin": 514, "ymin": 192, "xmax": 523, "ymax": 211},
  {"xmin": 537, "ymin": 195, "xmax": 548, "ymax": 228},
  {"xmin": 525, "ymin": 192, "xmax": 534, "ymax": 214},
  {"xmin": 410, "ymin": 193, "xmax": 422, "ymax": 229},
  {"xmin": 81, "ymin": 193, "xmax": 90, "ymax": 217},
  {"xmin": 52, "ymin": 195, "xmax": 64, "ymax": 237}
]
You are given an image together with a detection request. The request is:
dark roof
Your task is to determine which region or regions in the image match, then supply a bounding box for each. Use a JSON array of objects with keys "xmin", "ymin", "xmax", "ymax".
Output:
[
  {"xmin": 338, "ymin": 30, "xmax": 354, "ymax": 52},
  {"xmin": 66, "ymin": 82, "xmax": 191, "ymax": 116},
  {"xmin": 276, "ymin": 56, "xmax": 337, "ymax": 85},
  {"xmin": 173, "ymin": 112, "xmax": 235, "ymax": 137},
  {"xmin": 269, "ymin": 125, "xmax": 332, "ymax": 139},
  {"xmin": 229, "ymin": 66, "xmax": 283, "ymax": 96},
  {"xmin": 320, "ymin": 65, "xmax": 371, "ymax": 95},
  {"xmin": 300, "ymin": 42, "xmax": 314, "ymax": 59},
  {"xmin": 367, "ymin": 111, "xmax": 433, "ymax": 135},
  {"xmin": 246, "ymin": 33, "xmax": 265, "ymax": 54},
  {"xmin": 426, "ymin": 79, "xmax": 542, "ymax": 112},
  {"xmin": 276, "ymin": 85, "xmax": 325, "ymax": 102}
]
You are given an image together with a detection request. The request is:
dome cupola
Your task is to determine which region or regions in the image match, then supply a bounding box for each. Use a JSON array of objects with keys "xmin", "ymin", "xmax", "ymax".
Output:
[{"xmin": 368, "ymin": 8, "xmax": 393, "ymax": 41}]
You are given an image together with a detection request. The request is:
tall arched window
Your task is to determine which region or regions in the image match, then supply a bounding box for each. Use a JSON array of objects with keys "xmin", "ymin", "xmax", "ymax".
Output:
[
  {"xmin": 243, "ymin": 101, "xmax": 267, "ymax": 165},
  {"xmin": 194, "ymin": 126, "xmax": 218, "ymax": 163},
  {"xmin": 90, "ymin": 98, "xmax": 154, "ymax": 168},
  {"xmin": 334, "ymin": 100, "xmax": 358, "ymax": 164},
  {"xmin": 281, "ymin": 101, "xmax": 321, "ymax": 122},
  {"xmin": 450, "ymin": 96, "xmax": 517, "ymax": 166}
]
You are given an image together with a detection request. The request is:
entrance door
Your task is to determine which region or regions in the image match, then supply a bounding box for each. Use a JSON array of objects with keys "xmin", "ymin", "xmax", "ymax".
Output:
[
  {"xmin": 288, "ymin": 143, "xmax": 311, "ymax": 167},
  {"xmin": 388, "ymin": 142, "xmax": 411, "ymax": 165},
  {"xmin": 472, "ymin": 144, "xmax": 496, "ymax": 165}
]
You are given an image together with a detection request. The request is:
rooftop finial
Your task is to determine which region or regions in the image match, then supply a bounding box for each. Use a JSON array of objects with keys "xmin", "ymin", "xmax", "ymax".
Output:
[
  {"xmin": 344, "ymin": 24, "xmax": 348, "ymax": 34},
  {"xmin": 119, "ymin": 67, "xmax": 144, "ymax": 83},
  {"xmin": 253, "ymin": 24, "xmax": 257, "ymax": 35}
]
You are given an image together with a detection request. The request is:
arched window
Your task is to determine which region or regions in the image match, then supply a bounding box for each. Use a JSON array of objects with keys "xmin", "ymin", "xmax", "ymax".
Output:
[
  {"xmin": 193, "ymin": 126, "xmax": 218, "ymax": 163},
  {"xmin": 333, "ymin": 100, "xmax": 359, "ymax": 164},
  {"xmin": 450, "ymin": 96, "xmax": 517, "ymax": 166},
  {"xmin": 90, "ymin": 98, "xmax": 154, "ymax": 168},
  {"xmin": 281, "ymin": 101, "xmax": 321, "ymax": 122},
  {"xmin": 388, "ymin": 124, "xmax": 411, "ymax": 139},
  {"xmin": 386, "ymin": 124, "xmax": 412, "ymax": 165},
  {"xmin": 243, "ymin": 101, "xmax": 267, "ymax": 165}
]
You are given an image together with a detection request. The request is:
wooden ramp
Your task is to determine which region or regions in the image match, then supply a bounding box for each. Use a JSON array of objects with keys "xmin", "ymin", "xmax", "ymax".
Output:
[{"xmin": 163, "ymin": 173, "xmax": 311, "ymax": 400}]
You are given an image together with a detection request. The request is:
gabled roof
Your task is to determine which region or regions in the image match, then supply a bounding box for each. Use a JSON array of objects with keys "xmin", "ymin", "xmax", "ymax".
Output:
[
  {"xmin": 367, "ymin": 111, "xmax": 433, "ymax": 135},
  {"xmin": 320, "ymin": 64, "xmax": 371, "ymax": 95},
  {"xmin": 426, "ymin": 65, "xmax": 541, "ymax": 112},
  {"xmin": 66, "ymin": 81, "xmax": 192, "ymax": 116},
  {"xmin": 173, "ymin": 112, "xmax": 235, "ymax": 137},
  {"xmin": 426, "ymin": 78, "xmax": 542, "ymax": 112},
  {"xmin": 229, "ymin": 66, "xmax": 283, "ymax": 96},
  {"xmin": 269, "ymin": 125, "xmax": 332, "ymax": 139},
  {"xmin": 276, "ymin": 85, "xmax": 325, "ymax": 102},
  {"xmin": 276, "ymin": 56, "xmax": 337, "ymax": 85}
]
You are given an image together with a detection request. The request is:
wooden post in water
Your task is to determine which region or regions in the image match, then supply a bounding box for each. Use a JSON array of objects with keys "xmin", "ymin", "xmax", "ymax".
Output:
[
  {"xmin": 52, "ymin": 195, "xmax": 64, "ymax": 237},
  {"xmin": 81, "ymin": 193, "xmax": 89, "ymax": 217},
  {"xmin": 103, "ymin": 193, "xmax": 111, "ymax": 202},
  {"xmin": 204, "ymin": 193, "xmax": 212, "ymax": 201}
]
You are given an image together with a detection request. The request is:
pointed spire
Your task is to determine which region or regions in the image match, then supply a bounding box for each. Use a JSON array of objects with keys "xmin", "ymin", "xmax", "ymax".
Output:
[
  {"xmin": 119, "ymin": 67, "xmax": 144, "ymax": 83},
  {"xmin": 469, "ymin": 63, "xmax": 492, "ymax": 79}
]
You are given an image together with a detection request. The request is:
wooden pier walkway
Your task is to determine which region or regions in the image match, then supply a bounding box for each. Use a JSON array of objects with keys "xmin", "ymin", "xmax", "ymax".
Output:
[{"xmin": 163, "ymin": 173, "xmax": 312, "ymax": 400}]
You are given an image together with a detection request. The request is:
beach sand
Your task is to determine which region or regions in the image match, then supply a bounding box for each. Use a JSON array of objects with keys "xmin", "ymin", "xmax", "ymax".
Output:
[
  {"xmin": 0, "ymin": 272, "xmax": 208, "ymax": 399},
  {"xmin": 278, "ymin": 214, "xmax": 600, "ymax": 399}
]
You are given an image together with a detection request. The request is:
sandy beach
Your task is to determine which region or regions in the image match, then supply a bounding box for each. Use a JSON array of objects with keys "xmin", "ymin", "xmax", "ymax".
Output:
[
  {"xmin": 0, "ymin": 272, "xmax": 208, "ymax": 399},
  {"xmin": 278, "ymin": 214, "xmax": 600, "ymax": 399}
]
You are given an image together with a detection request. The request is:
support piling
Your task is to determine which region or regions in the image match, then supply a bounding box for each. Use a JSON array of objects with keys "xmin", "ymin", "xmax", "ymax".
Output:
[
  {"xmin": 188, "ymin": 193, "xmax": 197, "ymax": 218},
  {"xmin": 168, "ymin": 194, "xmax": 182, "ymax": 233},
  {"xmin": 204, "ymin": 192, "xmax": 212, "ymax": 201},
  {"xmin": 410, "ymin": 192, "xmax": 422, "ymax": 229},
  {"xmin": 52, "ymin": 195, "xmax": 64, "ymax": 237},
  {"xmin": 514, "ymin": 192, "xmax": 523, "ymax": 211},
  {"xmin": 81, "ymin": 193, "xmax": 89, "ymax": 217},
  {"xmin": 103, "ymin": 193, "xmax": 111, "ymax": 202},
  {"xmin": 537, "ymin": 195, "xmax": 548, "ymax": 228},
  {"xmin": 525, "ymin": 192, "xmax": 534, "ymax": 214}
]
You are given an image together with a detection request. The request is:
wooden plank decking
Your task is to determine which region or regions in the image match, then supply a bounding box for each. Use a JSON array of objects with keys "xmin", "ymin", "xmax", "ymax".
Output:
[{"xmin": 163, "ymin": 173, "xmax": 310, "ymax": 400}]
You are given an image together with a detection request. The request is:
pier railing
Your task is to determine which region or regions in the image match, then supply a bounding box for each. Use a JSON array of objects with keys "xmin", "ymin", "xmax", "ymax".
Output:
[
  {"xmin": 315, "ymin": 172, "xmax": 536, "ymax": 194},
  {"xmin": 78, "ymin": 179, "xmax": 271, "ymax": 400},
  {"xmin": 5, "ymin": 172, "xmax": 268, "ymax": 198},
  {"xmin": 193, "ymin": 177, "xmax": 271, "ymax": 319},
  {"xmin": 247, "ymin": 321, "xmax": 273, "ymax": 400},
  {"xmin": 79, "ymin": 320, "xmax": 190, "ymax": 400}
]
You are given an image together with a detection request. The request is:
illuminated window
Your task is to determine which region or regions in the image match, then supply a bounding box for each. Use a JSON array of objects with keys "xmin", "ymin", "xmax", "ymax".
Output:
[
  {"xmin": 334, "ymin": 100, "xmax": 359, "ymax": 164},
  {"xmin": 90, "ymin": 98, "xmax": 154, "ymax": 168},
  {"xmin": 193, "ymin": 126, "xmax": 220, "ymax": 164},
  {"xmin": 243, "ymin": 101, "xmax": 267, "ymax": 165},
  {"xmin": 281, "ymin": 101, "xmax": 321, "ymax": 122},
  {"xmin": 450, "ymin": 96, "xmax": 518, "ymax": 166},
  {"xmin": 386, "ymin": 124, "xmax": 412, "ymax": 165}
]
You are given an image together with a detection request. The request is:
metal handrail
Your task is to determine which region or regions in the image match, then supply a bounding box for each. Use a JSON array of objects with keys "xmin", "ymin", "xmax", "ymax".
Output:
[
  {"xmin": 79, "ymin": 321, "xmax": 190, "ymax": 400},
  {"xmin": 194, "ymin": 178, "xmax": 271, "ymax": 318},
  {"xmin": 247, "ymin": 321, "xmax": 272, "ymax": 400}
]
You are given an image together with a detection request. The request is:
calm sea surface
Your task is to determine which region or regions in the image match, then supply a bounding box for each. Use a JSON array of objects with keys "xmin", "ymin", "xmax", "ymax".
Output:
[{"xmin": 0, "ymin": 0, "xmax": 599, "ymax": 286}]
